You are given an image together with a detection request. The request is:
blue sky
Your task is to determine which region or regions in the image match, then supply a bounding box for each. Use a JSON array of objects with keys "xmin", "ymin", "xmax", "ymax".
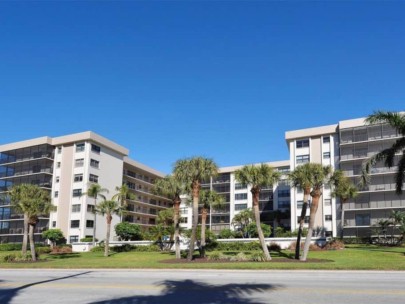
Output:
[{"xmin": 0, "ymin": 1, "xmax": 404, "ymax": 174}]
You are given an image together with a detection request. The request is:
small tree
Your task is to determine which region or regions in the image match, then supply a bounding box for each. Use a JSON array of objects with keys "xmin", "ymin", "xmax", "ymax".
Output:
[
  {"xmin": 115, "ymin": 222, "xmax": 143, "ymax": 241},
  {"xmin": 42, "ymin": 229, "xmax": 64, "ymax": 249},
  {"xmin": 246, "ymin": 222, "xmax": 272, "ymax": 238},
  {"xmin": 231, "ymin": 208, "xmax": 254, "ymax": 238},
  {"xmin": 96, "ymin": 200, "xmax": 121, "ymax": 257}
]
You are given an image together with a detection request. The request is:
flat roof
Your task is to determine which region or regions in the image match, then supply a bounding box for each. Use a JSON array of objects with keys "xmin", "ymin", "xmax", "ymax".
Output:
[
  {"xmin": 285, "ymin": 124, "xmax": 338, "ymax": 141},
  {"xmin": 124, "ymin": 157, "xmax": 166, "ymax": 178},
  {"xmin": 219, "ymin": 160, "xmax": 290, "ymax": 173}
]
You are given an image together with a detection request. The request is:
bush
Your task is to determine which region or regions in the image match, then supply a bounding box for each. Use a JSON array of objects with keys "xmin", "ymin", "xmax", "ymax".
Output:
[
  {"xmin": 130, "ymin": 245, "xmax": 161, "ymax": 252},
  {"xmin": 80, "ymin": 237, "xmax": 98, "ymax": 242},
  {"xmin": 230, "ymin": 252, "xmax": 249, "ymax": 262},
  {"xmin": 250, "ymin": 252, "xmax": 267, "ymax": 262},
  {"xmin": 343, "ymin": 237, "xmax": 372, "ymax": 244},
  {"xmin": 51, "ymin": 246, "xmax": 73, "ymax": 254},
  {"xmin": 111, "ymin": 244, "xmax": 134, "ymax": 252},
  {"xmin": 268, "ymin": 242, "xmax": 281, "ymax": 252},
  {"xmin": 3, "ymin": 252, "xmax": 37, "ymax": 262},
  {"xmin": 207, "ymin": 252, "xmax": 229, "ymax": 261},
  {"xmin": 0, "ymin": 243, "xmax": 49, "ymax": 251},
  {"xmin": 212, "ymin": 241, "xmax": 262, "ymax": 252},
  {"xmin": 218, "ymin": 229, "xmax": 235, "ymax": 239},
  {"xmin": 90, "ymin": 246, "xmax": 104, "ymax": 252},
  {"xmin": 288, "ymin": 242, "xmax": 322, "ymax": 251},
  {"xmin": 115, "ymin": 222, "xmax": 143, "ymax": 241},
  {"xmin": 36, "ymin": 247, "xmax": 51, "ymax": 254}
]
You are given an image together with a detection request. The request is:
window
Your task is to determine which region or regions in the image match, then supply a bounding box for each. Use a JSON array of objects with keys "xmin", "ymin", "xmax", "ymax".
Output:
[
  {"xmin": 87, "ymin": 204, "xmax": 95, "ymax": 213},
  {"xmin": 235, "ymin": 193, "xmax": 247, "ymax": 200},
  {"xmin": 235, "ymin": 183, "xmax": 247, "ymax": 190},
  {"xmin": 278, "ymin": 179, "xmax": 289, "ymax": 187},
  {"xmin": 278, "ymin": 190, "xmax": 290, "ymax": 197},
  {"xmin": 75, "ymin": 158, "xmax": 84, "ymax": 167},
  {"xmin": 296, "ymin": 155, "xmax": 310, "ymax": 164},
  {"xmin": 72, "ymin": 189, "xmax": 82, "ymax": 197},
  {"xmin": 90, "ymin": 159, "xmax": 99, "ymax": 168},
  {"xmin": 52, "ymin": 221, "xmax": 56, "ymax": 228},
  {"xmin": 76, "ymin": 143, "xmax": 85, "ymax": 152},
  {"xmin": 72, "ymin": 204, "xmax": 81, "ymax": 213},
  {"xmin": 323, "ymin": 152, "xmax": 331, "ymax": 159},
  {"xmin": 86, "ymin": 220, "xmax": 94, "ymax": 228},
  {"xmin": 355, "ymin": 214, "xmax": 370, "ymax": 226},
  {"xmin": 180, "ymin": 217, "xmax": 188, "ymax": 224},
  {"xmin": 74, "ymin": 174, "xmax": 83, "ymax": 182},
  {"xmin": 54, "ymin": 191, "xmax": 59, "ymax": 198},
  {"xmin": 70, "ymin": 220, "xmax": 80, "ymax": 228},
  {"xmin": 235, "ymin": 204, "xmax": 247, "ymax": 211},
  {"xmin": 323, "ymin": 136, "xmax": 330, "ymax": 143},
  {"xmin": 278, "ymin": 200, "xmax": 290, "ymax": 209},
  {"xmin": 57, "ymin": 162, "xmax": 61, "ymax": 168},
  {"xmin": 69, "ymin": 235, "xmax": 79, "ymax": 243},
  {"xmin": 180, "ymin": 207, "xmax": 188, "ymax": 215},
  {"xmin": 57, "ymin": 147, "xmax": 62, "ymax": 154},
  {"xmin": 91, "ymin": 144, "xmax": 101, "ymax": 153},
  {"xmin": 297, "ymin": 216, "xmax": 310, "ymax": 224},
  {"xmin": 89, "ymin": 174, "xmax": 98, "ymax": 183},
  {"xmin": 325, "ymin": 215, "xmax": 332, "ymax": 221},
  {"xmin": 296, "ymin": 187, "xmax": 303, "ymax": 193},
  {"xmin": 55, "ymin": 176, "xmax": 60, "ymax": 183},
  {"xmin": 297, "ymin": 200, "xmax": 303, "ymax": 208},
  {"xmin": 324, "ymin": 199, "xmax": 332, "ymax": 206},
  {"xmin": 296, "ymin": 139, "xmax": 309, "ymax": 148}
]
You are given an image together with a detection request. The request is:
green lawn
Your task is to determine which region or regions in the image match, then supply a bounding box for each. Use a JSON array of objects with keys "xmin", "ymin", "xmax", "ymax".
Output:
[{"xmin": 0, "ymin": 245, "xmax": 404, "ymax": 270}]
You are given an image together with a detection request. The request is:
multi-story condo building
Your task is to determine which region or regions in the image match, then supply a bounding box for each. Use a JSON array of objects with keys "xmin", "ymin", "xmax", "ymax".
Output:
[
  {"xmin": 286, "ymin": 117, "xmax": 405, "ymax": 238},
  {"xmin": 0, "ymin": 132, "xmax": 171, "ymax": 244},
  {"xmin": 179, "ymin": 161, "xmax": 291, "ymax": 234}
]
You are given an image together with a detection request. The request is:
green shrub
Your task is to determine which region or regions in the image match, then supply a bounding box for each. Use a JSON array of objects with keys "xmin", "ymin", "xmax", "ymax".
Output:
[
  {"xmin": 250, "ymin": 252, "xmax": 267, "ymax": 262},
  {"xmin": 343, "ymin": 237, "xmax": 372, "ymax": 244},
  {"xmin": 3, "ymin": 252, "xmax": 37, "ymax": 262},
  {"xmin": 36, "ymin": 247, "xmax": 51, "ymax": 254},
  {"xmin": 208, "ymin": 252, "xmax": 229, "ymax": 261},
  {"xmin": 90, "ymin": 246, "xmax": 104, "ymax": 252},
  {"xmin": 3, "ymin": 253, "xmax": 17, "ymax": 262},
  {"xmin": 230, "ymin": 252, "xmax": 249, "ymax": 262},
  {"xmin": 111, "ymin": 244, "xmax": 134, "ymax": 252},
  {"xmin": 80, "ymin": 237, "xmax": 98, "ymax": 242},
  {"xmin": 0, "ymin": 244, "xmax": 22, "ymax": 251},
  {"xmin": 212, "ymin": 241, "xmax": 262, "ymax": 252},
  {"xmin": 130, "ymin": 244, "xmax": 161, "ymax": 252},
  {"xmin": 218, "ymin": 229, "xmax": 235, "ymax": 239}
]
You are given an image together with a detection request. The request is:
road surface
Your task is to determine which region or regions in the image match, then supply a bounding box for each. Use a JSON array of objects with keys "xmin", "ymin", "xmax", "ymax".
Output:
[{"xmin": 0, "ymin": 269, "xmax": 404, "ymax": 304}]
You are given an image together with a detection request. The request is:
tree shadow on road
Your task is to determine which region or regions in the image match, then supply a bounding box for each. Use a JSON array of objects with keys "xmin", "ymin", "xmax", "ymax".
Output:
[
  {"xmin": 0, "ymin": 271, "xmax": 92, "ymax": 304},
  {"xmin": 91, "ymin": 279, "xmax": 279, "ymax": 304}
]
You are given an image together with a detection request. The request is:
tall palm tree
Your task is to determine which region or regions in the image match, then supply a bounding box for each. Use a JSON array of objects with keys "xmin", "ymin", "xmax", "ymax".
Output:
[
  {"xmin": 299, "ymin": 164, "xmax": 332, "ymax": 262},
  {"xmin": 329, "ymin": 170, "xmax": 358, "ymax": 239},
  {"xmin": 199, "ymin": 189, "xmax": 224, "ymax": 258},
  {"xmin": 82, "ymin": 183, "xmax": 109, "ymax": 246},
  {"xmin": 9, "ymin": 184, "xmax": 53, "ymax": 261},
  {"xmin": 112, "ymin": 184, "xmax": 135, "ymax": 221},
  {"xmin": 95, "ymin": 199, "xmax": 121, "ymax": 257},
  {"xmin": 153, "ymin": 175, "xmax": 185, "ymax": 259},
  {"xmin": 231, "ymin": 208, "xmax": 253, "ymax": 238},
  {"xmin": 361, "ymin": 111, "xmax": 405, "ymax": 194},
  {"xmin": 235, "ymin": 164, "xmax": 280, "ymax": 261},
  {"xmin": 288, "ymin": 163, "xmax": 319, "ymax": 259},
  {"xmin": 173, "ymin": 157, "xmax": 218, "ymax": 261}
]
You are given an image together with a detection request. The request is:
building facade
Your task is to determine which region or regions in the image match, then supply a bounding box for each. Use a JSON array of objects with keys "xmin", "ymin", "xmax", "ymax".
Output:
[
  {"xmin": 0, "ymin": 132, "xmax": 171, "ymax": 244},
  {"xmin": 179, "ymin": 161, "xmax": 292, "ymax": 234}
]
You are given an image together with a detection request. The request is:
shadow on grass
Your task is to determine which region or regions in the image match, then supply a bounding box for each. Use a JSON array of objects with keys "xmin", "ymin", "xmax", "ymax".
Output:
[
  {"xmin": 90, "ymin": 279, "xmax": 279, "ymax": 304},
  {"xmin": 47, "ymin": 252, "xmax": 81, "ymax": 259},
  {"xmin": 0, "ymin": 271, "xmax": 92, "ymax": 304}
]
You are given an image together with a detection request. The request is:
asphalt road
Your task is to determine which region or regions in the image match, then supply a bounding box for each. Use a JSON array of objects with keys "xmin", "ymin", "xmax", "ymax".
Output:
[{"xmin": 0, "ymin": 269, "xmax": 404, "ymax": 304}]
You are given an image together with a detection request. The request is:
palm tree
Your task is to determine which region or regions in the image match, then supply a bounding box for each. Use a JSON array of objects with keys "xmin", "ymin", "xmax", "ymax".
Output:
[
  {"xmin": 329, "ymin": 170, "xmax": 358, "ymax": 239},
  {"xmin": 112, "ymin": 184, "xmax": 135, "ymax": 221},
  {"xmin": 390, "ymin": 210, "xmax": 405, "ymax": 243},
  {"xmin": 173, "ymin": 157, "xmax": 218, "ymax": 261},
  {"xmin": 95, "ymin": 199, "xmax": 121, "ymax": 257},
  {"xmin": 9, "ymin": 184, "xmax": 53, "ymax": 261},
  {"xmin": 300, "ymin": 164, "xmax": 332, "ymax": 262},
  {"xmin": 361, "ymin": 111, "xmax": 405, "ymax": 194},
  {"xmin": 288, "ymin": 163, "xmax": 319, "ymax": 259},
  {"xmin": 199, "ymin": 189, "xmax": 224, "ymax": 257},
  {"xmin": 231, "ymin": 208, "xmax": 253, "ymax": 238},
  {"xmin": 235, "ymin": 164, "xmax": 281, "ymax": 261},
  {"xmin": 153, "ymin": 175, "xmax": 185, "ymax": 259},
  {"xmin": 82, "ymin": 183, "xmax": 109, "ymax": 246},
  {"xmin": 378, "ymin": 219, "xmax": 391, "ymax": 241}
]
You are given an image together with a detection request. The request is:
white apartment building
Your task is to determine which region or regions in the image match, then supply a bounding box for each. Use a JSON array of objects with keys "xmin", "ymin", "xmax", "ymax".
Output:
[
  {"xmin": 179, "ymin": 161, "xmax": 291, "ymax": 234},
  {"xmin": 0, "ymin": 132, "xmax": 171, "ymax": 244}
]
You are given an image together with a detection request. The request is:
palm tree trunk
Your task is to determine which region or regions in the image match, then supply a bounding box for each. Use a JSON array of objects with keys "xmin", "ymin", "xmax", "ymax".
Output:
[
  {"xmin": 301, "ymin": 193, "xmax": 321, "ymax": 261},
  {"xmin": 188, "ymin": 184, "xmax": 199, "ymax": 261},
  {"xmin": 173, "ymin": 198, "xmax": 181, "ymax": 259},
  {"xmin": 295, "ymin": 191, "xmax": 310, "ymax": 259},
  {"xmin": 340, "ymin": 201, "xmax": 345, "ymax": 239},
  {"xmin": 105, "ymin": 216, "xmax": 111, "ymax": 257},
  {"xmin": 93, "ymin": 197, "xmax": 97, "ymax": 246},
  {"xmin": 200, "ymin": 207, "xmax": 208, "ymax": 258},
  {"xmin": 22, "ymin": 213, "xmax": 29, "ymax": 255},
  {"xmin": 29, "ymin": 224, "xmax": 36, "ymax": 261},
  {"xmin": 253, "ymin": 192, "xmax": 271, "ymax": 261}
]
